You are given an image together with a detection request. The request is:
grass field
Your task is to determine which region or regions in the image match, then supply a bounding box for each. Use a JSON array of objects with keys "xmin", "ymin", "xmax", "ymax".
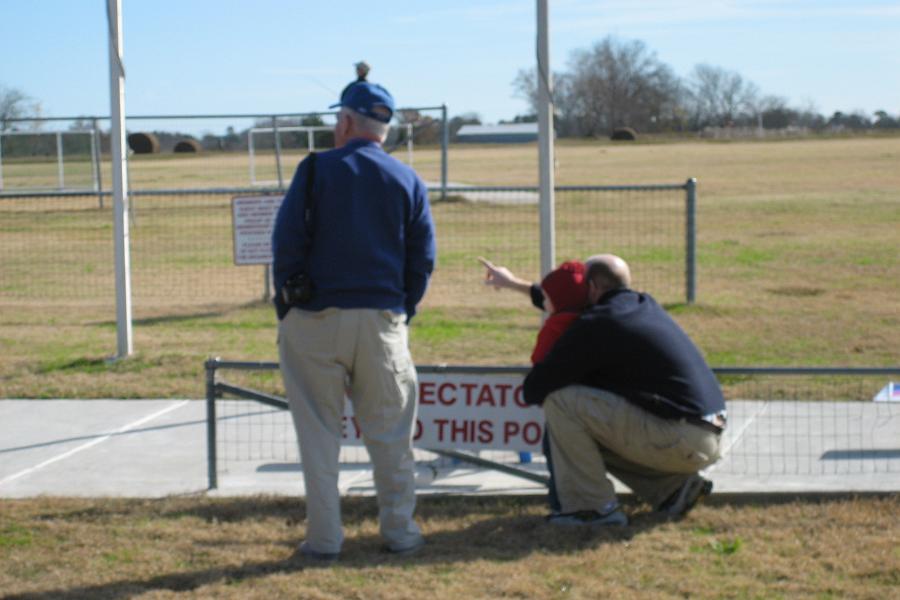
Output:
[
  {"xmin": 1, "ymin": 495, "xmax": 897, "ymax": 599},
  {"xmin": 1, "ymin": 135, "xmax": 897, "ymax": 398},
  {"xmin": 1, "ymin": 136, "xmax": 898, "ymax": 598}
]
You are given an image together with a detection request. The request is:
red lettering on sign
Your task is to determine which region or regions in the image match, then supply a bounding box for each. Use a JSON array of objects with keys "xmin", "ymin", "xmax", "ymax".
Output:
[
  {"xmin": 522, "ymin": 421, "xmax": 542, "ymax": 444},
  {"xmin": 514, "ymin": 385, "xmax": 528, "ymax": 407},
  {"xmin": 434, "ymin": 418, "xmax": 449, "ymax": 442},
  {"xmin": 420, "ymin": 381, "xmax": 435, "ymax": 405},
  {"xmin": 438, "ymin": 383, "xmax": 456, "ymax": 405},
  {"xmin": 450, "ymin": 419, "xmax": 470, "ymax": 441},
  {"xmin": 476, "ymin": 384, "xmax": 495, "ymax": 407},
  {"xmin": 413, "ymin": 419, "xmax": 423, "ymax": 441},
  {"xmin": 477, "ymin": 420, "xmax": 494, "ymax": 443},
  {"xmin": 503, "ymin": 421, "xmax": 520, "ymax": 444},
  {"xmin": 461, "ymin": 382, "xmax": 477, "ymax": 405},
  {"xmin": 496, "ymin": 383, "xmax": 512, "ymax": 407},
  {"xmin": 342, "ymin": 416, "xmax": 362, "ymax": 439}
]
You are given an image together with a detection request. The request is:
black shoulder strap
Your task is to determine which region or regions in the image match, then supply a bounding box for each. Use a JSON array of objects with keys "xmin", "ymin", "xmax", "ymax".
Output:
[{"xmin": 302, "ymin": 153, "xmax": 317, "ymax": 265}]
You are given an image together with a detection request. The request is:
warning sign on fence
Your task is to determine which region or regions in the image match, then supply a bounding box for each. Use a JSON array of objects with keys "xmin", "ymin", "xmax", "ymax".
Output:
[
  {"xmin": 341, "ymin": 372, "xmax": 544, "ymax": 453},
  {"xmin": 231, "ymin": 195, "xmax": 283, "ymax": 265}
]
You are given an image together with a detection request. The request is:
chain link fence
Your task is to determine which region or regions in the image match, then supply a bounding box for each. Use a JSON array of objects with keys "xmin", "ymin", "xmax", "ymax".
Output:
[
  {"xmin": 0, "ymin": 109, "xmax": 447, "ymax": 196},
  {"xmin": 0, "ymin": 184, "xmax": 693, "ymax": 321},
  {"xmin": 205, "ymin": 361, "xmax": 900, "ymax": 489}
]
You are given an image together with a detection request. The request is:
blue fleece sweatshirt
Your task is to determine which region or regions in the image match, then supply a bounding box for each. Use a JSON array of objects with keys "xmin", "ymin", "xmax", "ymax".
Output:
[{"xmin": 271, "ymin": 138, "xmax": 436, "ymax": 320}]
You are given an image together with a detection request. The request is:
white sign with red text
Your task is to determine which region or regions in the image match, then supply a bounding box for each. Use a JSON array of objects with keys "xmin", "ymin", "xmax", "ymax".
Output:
[
  {"xmin": 340, "ymin": 372, "xmax": 545, "ymax": 453},
  {"xmin": 231, "ymin": 195, "xmax": 283, "ymax": 265}
]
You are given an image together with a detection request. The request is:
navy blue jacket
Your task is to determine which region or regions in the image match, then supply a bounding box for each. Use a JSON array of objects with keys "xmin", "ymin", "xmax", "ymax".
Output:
[
  {"xmin": 523, "ymin": 288, "xmax": 725, "ymax": 420},
  {"xmin": 272, "ymin": 139, "xmax": 436, "ymax": 320}
]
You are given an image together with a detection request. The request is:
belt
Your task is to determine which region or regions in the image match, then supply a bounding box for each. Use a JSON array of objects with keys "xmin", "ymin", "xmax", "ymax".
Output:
[{"xmin": 684, "ymin": 416, "xmax": 724, "ymax": 435}]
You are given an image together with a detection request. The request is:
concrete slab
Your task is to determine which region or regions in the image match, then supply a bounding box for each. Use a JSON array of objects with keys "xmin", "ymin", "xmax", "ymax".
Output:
[
  {"xmin": 2, "ymin": 399, "xmax": 898, "ymax": 499},
  {"xmin": 426, "ymin": 181, "xmax": 539, "ymax": 204},
  {"xmin": 1, "ymin": 400, "xmax": 208, "ymax": 498}
]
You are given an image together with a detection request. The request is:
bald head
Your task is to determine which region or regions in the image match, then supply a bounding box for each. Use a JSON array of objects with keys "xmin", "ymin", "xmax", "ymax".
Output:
[{"xmin": 584, "ymin": 254, "xmax": 631, "ymax": 301}]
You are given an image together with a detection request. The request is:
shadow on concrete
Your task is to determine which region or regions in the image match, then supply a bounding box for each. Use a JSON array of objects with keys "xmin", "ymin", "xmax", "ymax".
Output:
[{"xmin": 0, "ymin": 408, "xmax": 278, "ymax": 456}]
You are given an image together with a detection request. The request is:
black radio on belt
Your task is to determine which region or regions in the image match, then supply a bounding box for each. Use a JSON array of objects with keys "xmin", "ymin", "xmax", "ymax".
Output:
[
  {"xmin": 281, "ymin": 271, "xmax": 315, "ymax": 306},
  {"xmin": 281, "ymin": 153, "xmax": 317, "ymax": 307}
]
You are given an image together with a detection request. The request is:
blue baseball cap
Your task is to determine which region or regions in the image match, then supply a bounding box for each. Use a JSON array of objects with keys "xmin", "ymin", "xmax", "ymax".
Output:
[{"xmin": 330, "ymin": 82, "xmax": 394, "ymax": 123}]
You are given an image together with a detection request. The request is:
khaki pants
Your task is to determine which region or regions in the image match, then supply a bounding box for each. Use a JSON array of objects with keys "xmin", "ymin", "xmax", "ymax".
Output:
[
  {"xmin": 544, "ymin": 385, "xmax": 722, "ymax": 513},
  {"xmin": 278, "ymin": 308, "xmax": 422, "ymax": 554}
]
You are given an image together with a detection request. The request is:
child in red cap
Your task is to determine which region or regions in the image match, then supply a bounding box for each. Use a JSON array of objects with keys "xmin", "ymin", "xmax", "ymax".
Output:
[{"xmin": 531, "ymin": 260, "xmax": 589, "ymax": 364}]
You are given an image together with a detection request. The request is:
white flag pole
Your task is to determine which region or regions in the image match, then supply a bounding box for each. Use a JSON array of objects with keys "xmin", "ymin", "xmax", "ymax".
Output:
[
  {"xmin": 107, "ymin": 0, "xmax": 133, "ymax": 358},
  {"xmin": 536, "ymin": 0, "xmax": 555, "ymax": 278}
]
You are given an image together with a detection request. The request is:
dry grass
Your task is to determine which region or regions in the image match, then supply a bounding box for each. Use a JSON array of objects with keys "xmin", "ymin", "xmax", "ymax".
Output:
[
  {"xmin": 1, "ymin": 136, "xmax": 898, "ymax": 398},
  {"xmin": 1, "ymin": 495, "xmax": 897, "ymax": 599},
  {"xmin": 2, "ymin": 138, "xmax": 898, "ymax": 599}
]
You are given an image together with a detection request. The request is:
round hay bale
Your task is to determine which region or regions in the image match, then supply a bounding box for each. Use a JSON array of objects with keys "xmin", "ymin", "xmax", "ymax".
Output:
[
  {"xmin": 173, "ymin": 139, "xmax": 202, "ymax": 153},
  {"xmin": 398, "ymin": 109, "xmax": 421, "ymax": 123},
  {"xmin": 127, "ymin": 132, "xmax": 160, "ymax": 154},
  {"xmin": 610, "ymin": 127, "xmax": 637, "ymax": 141}
]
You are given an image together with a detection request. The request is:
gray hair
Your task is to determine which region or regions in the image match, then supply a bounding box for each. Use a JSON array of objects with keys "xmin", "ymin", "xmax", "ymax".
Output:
[{"xmin": 340, "ymin": 107, "xmax": 390, "ymax": 143}]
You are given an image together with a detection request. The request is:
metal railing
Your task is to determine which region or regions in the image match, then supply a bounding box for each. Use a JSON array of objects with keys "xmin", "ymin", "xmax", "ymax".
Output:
[{"xmin": 204, "ymin": 358, "xmax": 900, "ymax": 490}]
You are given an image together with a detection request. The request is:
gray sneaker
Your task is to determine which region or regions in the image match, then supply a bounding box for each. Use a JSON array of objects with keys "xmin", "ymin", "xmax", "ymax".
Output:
[
  {"xmin": 384, "ymin": 536, "xmax": 426, "ymax": 556},
  {"xmin": 546, "ymin": 508, "xmax": 629, "ymax": 527},
  {"xmin": 657, "ymin": 475, "xmax": 713, "ymax": 518},
  {"xmin": 294, "ymin": 541, "xmax": 339, "ymax": 564}
]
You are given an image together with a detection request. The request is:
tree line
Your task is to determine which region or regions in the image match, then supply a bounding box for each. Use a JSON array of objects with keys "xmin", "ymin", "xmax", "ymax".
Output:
[
  {"xmin": 5, "ymin": 40, "xmax": 899, "ymax": 151},
  {"xmin": 510, "ymin": 36, "xmax": 900, "ymax": 137}
]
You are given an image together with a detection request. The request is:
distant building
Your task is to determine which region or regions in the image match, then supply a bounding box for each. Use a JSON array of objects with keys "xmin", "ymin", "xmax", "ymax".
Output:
[{"xmin": 456, "ymin": 123, "xmax": 541, "ymax": 144}]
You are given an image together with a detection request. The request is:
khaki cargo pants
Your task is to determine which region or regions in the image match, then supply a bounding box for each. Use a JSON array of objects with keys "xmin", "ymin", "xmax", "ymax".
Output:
[
  {"xmin": 544, "ymin": 385, "xmax": 722, "ymax": 513},
  {"xmin": 278, "ymin": 307, "xmax": 422, "ymax": 554}
]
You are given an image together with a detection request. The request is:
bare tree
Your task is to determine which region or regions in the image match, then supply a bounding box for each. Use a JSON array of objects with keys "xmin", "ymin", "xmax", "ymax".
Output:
[
  {"xmin": 510, "ymin": 37, "xmax": 850, "ymax": 136},
  {"xmin": 511, "ymin": 68, "xmax": 538, "ymax": 113},
  {"xmin": 687, "ymin": 65, "xmax": 759, "ymax": 128},
  {"xmin": 0, "ymin": 85, "xmax": 42, "ymax": 131},
  {"xmin": 563, "ymin": 37, "xmax": 680, "ymax": 135}
]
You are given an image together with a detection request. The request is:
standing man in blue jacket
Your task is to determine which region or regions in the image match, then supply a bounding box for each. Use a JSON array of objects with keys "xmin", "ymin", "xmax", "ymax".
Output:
[{"xmin": 272, "ymin": 82, "xmax": 436, "ymax": 561}]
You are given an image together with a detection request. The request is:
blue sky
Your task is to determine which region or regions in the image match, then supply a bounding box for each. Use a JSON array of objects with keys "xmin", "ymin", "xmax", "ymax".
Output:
[{"xmin": 2, "ymin": 0, "xmax": 898, "ymax": 131}]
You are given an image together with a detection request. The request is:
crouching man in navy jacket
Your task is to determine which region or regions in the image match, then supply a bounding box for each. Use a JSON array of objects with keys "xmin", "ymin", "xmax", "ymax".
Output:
[{"xmin": 486, "ymin": 254, "xmax": 725, "ymax": 526}]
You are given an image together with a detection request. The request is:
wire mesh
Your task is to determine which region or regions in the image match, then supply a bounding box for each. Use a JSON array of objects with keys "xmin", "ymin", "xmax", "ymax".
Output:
[
  {"xmin": 0, "ymin": 125, "xmax": 98, "ymax": 192},
  {"xmin": 0, "ymin": 185, "xmax": 690, "ymax": 318},
  {"xmin": 714, "ymin": 372, "xmax": 900, "ymax": 476},
  {"xmin": 424, "ymin": 184, "xmax": 688, "ymax": 315},
  {"xmin": 0, "ymin": 195, "xmax": 114, "ymax": 306},
  {"xmin": 215, "ymin": 398, "xmax": 474, "ymax": 472},
  {"xmin": 211, "ymin": 365, "xmax": 900, "ymax": 483}
]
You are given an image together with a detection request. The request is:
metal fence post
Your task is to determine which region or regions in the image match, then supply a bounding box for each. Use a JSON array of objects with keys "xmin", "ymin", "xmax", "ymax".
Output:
[
  {"xmin": 272, "ymin": 116, "xmax": 284, "ymax": 190},
  {"xmin": 56, "ymin": 132, "xmax": 65, "ymax": 190},
  {"xmin": 686, "ymin": 177, "xmax": 697, "ymax": 304},
  {"xmin": 92, "ymin": 119, "xmax": 104, "ymax": 209},
  {"xmin": 440, "ymin": 104, "xmax": 449, "ymax": 201},
  {"xmin": 205, "ymin": 357, "xmax": 219, "ymax": 490}
]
